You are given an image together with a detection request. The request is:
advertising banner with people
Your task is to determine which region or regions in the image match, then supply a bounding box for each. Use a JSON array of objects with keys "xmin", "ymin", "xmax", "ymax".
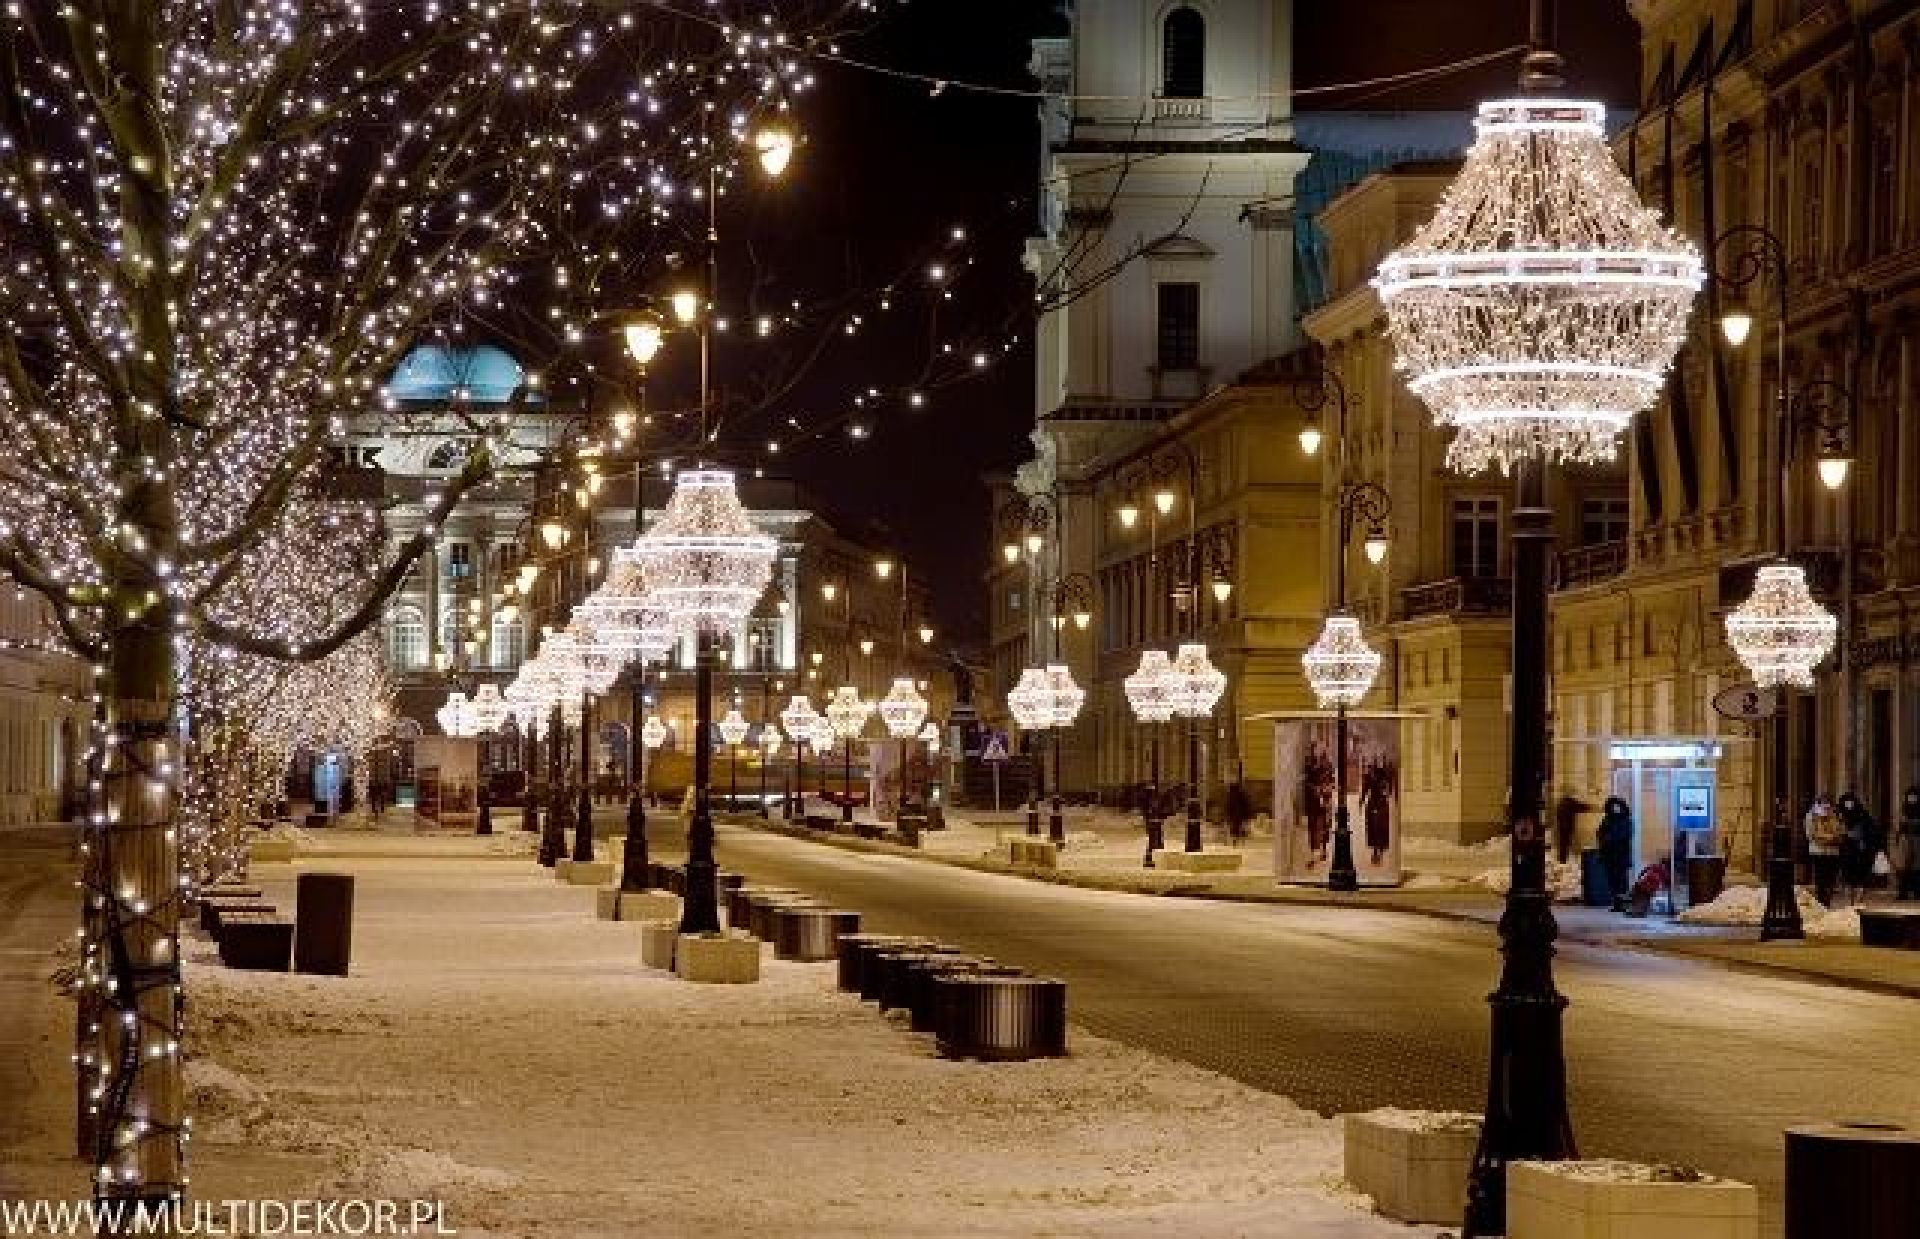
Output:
[{"xmin": 1271, "ymin": 715, "xmax": 1404, "ymax": 887}]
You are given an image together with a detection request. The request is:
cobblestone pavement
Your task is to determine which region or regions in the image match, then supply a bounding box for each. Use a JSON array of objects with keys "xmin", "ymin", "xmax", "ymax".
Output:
[{"xmin": 673, "ymin": 818, "xmax": 1920, "ymax": 1237}]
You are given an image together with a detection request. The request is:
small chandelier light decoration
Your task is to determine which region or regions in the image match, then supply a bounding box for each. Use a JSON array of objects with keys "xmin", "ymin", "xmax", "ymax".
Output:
[
  {"xmin": 641, "ymin": 715, "xmax": 669, "ymax": 750},
  {"xmin": 634, "ymin": 469, "xmax": 778, "ymax": 634},
  {"xmin": 718, "ymin": 707, "xmax": 751, "ymax": 748},
  {"xmin": 1006, "ymin": 667, "xmax": 1052, "ymax": 732},
  {"xmin": 780, "ymin": 694, "xmax": 820, "ymax": 745},
  {"xmin": 807, "ymin": 713, "xmax": 837, "ymax": 753},
  {"xmin": 436, "ymin": 690, "xmax": 473, "ymax": 737},
  {"xmin": 758, "ymin": 725, "xmax": 783, "ymax": 758},
  {"xmin": 1302, "ymin": 615, "xmax": 1383, "ymax": 709},
  {"xmin": 825, "ymin": 685, "xmax": 873, "ymax": 741},
  {"xmin": 1043, "ymin": 663, "xmax": 1086, "ymax": 729},
  {"xmin": 1123, "ymin": 649, "xmax": 1178, "ymax": 724},
  {"xmin": 1723, "ymin": 563, "xmax": 1837, "ymax": 690},
  {"xmin": 1169, "ymin": 643, "xmax": 1227, "ymax": 719},
  {"xmin": 1375, "ymin": 98, "xmax": 1703, "ymax": 474},
  {"xmin": 878, "ymin": 676, "xmax": 929, "ymax": 739}
]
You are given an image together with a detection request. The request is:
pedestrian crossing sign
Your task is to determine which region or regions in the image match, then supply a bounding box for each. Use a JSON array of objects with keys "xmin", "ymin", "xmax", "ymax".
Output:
[{"xmin": 981, "ymin": 734, "xmax": 1010, "ymax": 763}]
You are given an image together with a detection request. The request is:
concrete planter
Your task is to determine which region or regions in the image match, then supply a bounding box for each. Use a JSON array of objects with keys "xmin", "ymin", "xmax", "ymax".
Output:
[
  {"xmin": 1343, "ymin": 1109, "xmax": 1479, "ymax": 1225},
  {"xmin": 602, "ymin": 890, "xmax": 680, "ymax": 923},
  {"xmin": 566, "ymin": 861, "xmax": 615, "ymax": 886},
  {"xmin": 1008, "ymin": 838, "xmax": 1060, "ymax": 869},
  {"xmin": 674, "ymin": 931, "xmax": 761, "ymax": 984},
  {"xmin": 638, "ymin": 920, "xmax": 680, "ymax": 970},
  {"xmin": 1508, "ymin": 1159, "xmax": 1759, "ymax": 1239},
  {"xmin": 554, "ymin": 858, "xmax": 575, "ymax": 881},
  {"xmin": 1151, "ymin": 849, "xmax": 1243, "ymax": 873},
  {"xmin": 250, "ymin": 837, "xmax": 296, "ymax": 864}
]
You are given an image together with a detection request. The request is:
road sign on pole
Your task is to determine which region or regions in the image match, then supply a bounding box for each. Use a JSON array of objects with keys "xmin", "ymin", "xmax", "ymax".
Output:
[{"xmin": 1712, "ymin": 683, "xmax": 1776, "ymax": 722}]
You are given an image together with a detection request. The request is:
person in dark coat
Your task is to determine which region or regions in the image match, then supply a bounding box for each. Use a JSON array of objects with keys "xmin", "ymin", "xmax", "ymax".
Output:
[
  {"xmin": 1897, "ymin": 788, "xmax": 1920, "ymax": 901},
  {"xmin": 1596, "ymin": 796, "xmax": 1634, "ymax": 912},
  {"xmin": 1837, "ymin": 792, "xmax": 1882, "ymax": 902},
  {"xmin": 1361, "ymin": 755, "xmax": 1396, "ymax": 864}
]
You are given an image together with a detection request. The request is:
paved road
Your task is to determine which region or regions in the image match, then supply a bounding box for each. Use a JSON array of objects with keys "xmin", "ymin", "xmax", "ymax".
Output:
[
  {"xmin": 672, "ymin": 817, "xmax": 1917, "ymax": 1234},
  {"xmin": 0, "ymin": 828, "xmax": 84, "ymax": 1196}
]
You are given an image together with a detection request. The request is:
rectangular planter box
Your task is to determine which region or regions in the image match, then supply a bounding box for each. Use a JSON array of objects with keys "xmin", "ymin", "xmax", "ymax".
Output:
[
  {"xmin": 638, "ymin": 920, "xmax": 680, "ymax": 970},
  {"xmin": 1509, "ymin": 1159, "xmax": 1758, "ymax": 1239},
  {"xmin": 250, "ymin": 837, "xmax": 296, "ymax": 863},
  {"xmin": 1344, "ymin": 1109, "xmax": 1479, "ymax": 1225},
  {"xmin": 566, "ymin": 861, "xmax": 615, "ymax": 886},
  {"xmin": 675, "ymin": 932, "xmax": 761, "ymax": 984},
  {"xmin": 1008, "ymin": 838, "xmax": 1060, "ymax": 869},
  {"xmin": 1152, "ymin": 849, "xmax": 1244, "ymax": 873}
]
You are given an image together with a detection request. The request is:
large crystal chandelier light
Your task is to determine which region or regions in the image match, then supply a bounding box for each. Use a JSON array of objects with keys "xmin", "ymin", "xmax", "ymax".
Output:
[
  {"xmin": 825, "ymin": 685, "xmax": 873, "ymax": 742},
  {"xmin": 503, "ymin": 676, "xmax": 543, "ymax": 739},
  {"xmin": 1169, "ymin": 643, "xmax": 1227, "ymax": 719},
  {"xmin": 578, "ymin": 547, "xmax": 675, "ymax": 665},
  {"xmin": 1724, "ymin": 563, "xmax": 1837, "ymax": 690},
  {"xmin": 877, "ymin": 677, "xmax": 929, "ymax": 739},
  {"xmin": 1123, "ymin": 649, "xmax": 1178, "ymax": 723},
  {"xmin": 780, "ymin": 694, "xmax": 820, "ymax": 745},
  {"xmin": 633, "ymin": 469, "xmax": 778, "ymax": 634},
  {"xmin": 1375, "ymin": 98, "xmax": 1702, "ymax": 474},
  {"xmin": 718, "ymin": 707, "xmax": 751, "ymax": 747},
  {"xmin": 1302, "ymin": 615, "xmax": 1383, "ymax": 709},
  {"xmin": 1043, "ymin": 663, "xmax": 1086, "ymax": 729},
  {"xmin": 1006, "ymin": 667, "xmax": 1051, "ymax": 733}
]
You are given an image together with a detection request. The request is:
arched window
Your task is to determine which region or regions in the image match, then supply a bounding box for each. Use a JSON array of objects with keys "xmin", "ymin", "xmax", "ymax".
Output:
[
  {"xmin": 389, "ymin": 606, "xmax": 427, "ymax": 670},
  {"xmin": 1162, "ymin": 7, "xmax": 1205, "ymax": 99},
  {"xmin": 491, "ymin": 614, "xmax": 525, "ymax": 669}
]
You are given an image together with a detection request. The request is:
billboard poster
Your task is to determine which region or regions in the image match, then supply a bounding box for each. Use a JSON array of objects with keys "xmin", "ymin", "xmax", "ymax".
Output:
[{"xmin": 1273, "ymin": 716, "xmax": 1404, "ymax": 886}]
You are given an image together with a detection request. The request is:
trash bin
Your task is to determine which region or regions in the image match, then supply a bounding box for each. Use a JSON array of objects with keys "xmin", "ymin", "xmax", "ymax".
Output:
[
  {"xmin": 1580, "ymin": 848, "xmax": 1611, "ymax": 908},
  {"xmin": 294, "ymin": 872, "xmax": 355, "ymax": 976},
  {"xmin": 1685, "ymin": 855, "xmax": 1728, "ymax": 908},
  {"xmin": 1786, "ymin": 1122, "xmax": 1920, "ymax": 1239}
]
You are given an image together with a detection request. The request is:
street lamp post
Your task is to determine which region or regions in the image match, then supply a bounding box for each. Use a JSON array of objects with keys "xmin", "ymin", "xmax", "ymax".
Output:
[
  {"xmin": 1714, "ymin": 224, "xmax": 1851, "ymax": 942},
  {"xmin": 719, "ymin": 705, "xmax": 749, "ymax": 817},
  {"xmin": 1039, "ymin": 574, "xmax": 1093, "ymax": 846},
  {"xmin": 1375, "ymin": 8, "xmax": 1702, "ymax": 1231},
  {"xmin": 997, "ymin": 494, "xmax": 1058, "ymax": 836}
]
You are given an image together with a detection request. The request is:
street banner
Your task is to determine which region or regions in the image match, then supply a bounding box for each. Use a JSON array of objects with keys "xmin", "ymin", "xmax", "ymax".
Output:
[{"xmin": 1272, "ymin": 716, "xmax": 1404, "ymax": 887}]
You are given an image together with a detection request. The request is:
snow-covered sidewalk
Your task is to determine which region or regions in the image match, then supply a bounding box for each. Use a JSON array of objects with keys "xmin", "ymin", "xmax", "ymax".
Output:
[{"xmin": 175, "ymin": 857, "xmax": 1437, "ymax": 1237}]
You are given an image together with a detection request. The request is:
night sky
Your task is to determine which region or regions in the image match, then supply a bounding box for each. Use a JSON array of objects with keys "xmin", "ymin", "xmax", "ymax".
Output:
[{"xmin": 717, "ymin": 0, "xmax": 1641, "ymax": 642}]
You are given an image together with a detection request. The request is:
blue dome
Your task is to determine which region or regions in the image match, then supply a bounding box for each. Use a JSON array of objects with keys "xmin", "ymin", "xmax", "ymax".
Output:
[{"xmin": 386, "ymin": 343, "xmax": 538, "ymax": 404}]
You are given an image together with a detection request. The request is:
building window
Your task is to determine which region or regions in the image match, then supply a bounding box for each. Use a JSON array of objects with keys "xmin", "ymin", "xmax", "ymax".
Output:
[
  {"xmin": 1156, "ymin": 282, "xmax": 1200, "ymax": 370},
  {"xmin": 1161, "ymin": 7, "xmax": 1205, "ymax": 99},
  {"xmin": 1451, "ymin": 497, "xmax": 1501, "ymax": 578},
  {"xmin": 491, "ymin": 615, "xmax": 524, "ymax": 669},
  {"xmin": 1579, "ymin": 496, "xmax": 1629, "ymax": 545},
  {"xmin": 389, "ymin": 607, "xmax": 427, "ymax": 670},
  {"xmin": 446, "ymin": 542, "xmax": 473, "ymax": 580}
]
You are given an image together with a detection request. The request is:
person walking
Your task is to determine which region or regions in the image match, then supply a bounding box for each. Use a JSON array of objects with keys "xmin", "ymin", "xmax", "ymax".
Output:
[
  {"xmin": 1836, "ymin": 792, "xmax": 1881, "ymax": 905},
  {"xmin": 1805, "ymin": 793, "xmax": 1844, "ymax": 907},
  {"xmin": 1597, "ymin": 796, "xmax": 1634, "ymax": 912},
  {"xmin": 1895, "ymin": 788, "xmax": 1920, "ymax": 901}
]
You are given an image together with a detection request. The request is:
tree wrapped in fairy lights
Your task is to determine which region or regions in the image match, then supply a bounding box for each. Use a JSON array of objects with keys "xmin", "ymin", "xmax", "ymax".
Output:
[{"xmin": 0, "ymin": 1, "xmax": 874, "ymax": 1207}]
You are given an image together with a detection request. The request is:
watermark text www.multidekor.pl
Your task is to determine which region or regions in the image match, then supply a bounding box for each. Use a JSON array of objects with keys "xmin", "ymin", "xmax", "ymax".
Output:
[{"xmin": 0, "ymin": 1198, "xmax": 456, "ymax": 1236}]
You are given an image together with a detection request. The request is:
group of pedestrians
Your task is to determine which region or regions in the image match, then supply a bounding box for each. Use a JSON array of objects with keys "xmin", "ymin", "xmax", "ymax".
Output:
[{"xmin": 1803, "ymin": 787, "xmax": 1920, "ymax": 907}]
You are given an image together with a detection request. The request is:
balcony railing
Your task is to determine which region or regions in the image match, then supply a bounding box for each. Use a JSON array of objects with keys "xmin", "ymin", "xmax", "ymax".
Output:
[
  {"xmin": 1154, "ymin": 97, "xmax": 1208, "ymax": 123},
  {"xmin": 1399, "ymin": 576, "xmax": 1512, "ymax": 620},
  {"xmin": 1556, "ymin": 539, "xmax": 1627, "ymax": 589}
]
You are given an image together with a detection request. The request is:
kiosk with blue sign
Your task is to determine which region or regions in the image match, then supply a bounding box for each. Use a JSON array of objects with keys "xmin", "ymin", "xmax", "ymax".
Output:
[{"xmin": 1601, "ymin": 737, "xmax": 1735, "ymax": 911}]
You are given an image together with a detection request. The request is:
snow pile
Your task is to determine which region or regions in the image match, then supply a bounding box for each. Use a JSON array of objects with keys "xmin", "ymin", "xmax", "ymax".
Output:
[
  {"xmin": 176, "ymin": 858, "xmax": 1439, "ymax": 1237},
  {"xmin": 1474, "ymin": 859, "xmax": 1584, "ymax": 903},
  {"xmin": 1358, "ymin": 1108, "xmax": 1481, "ymax": 1135},
  {"xmin": 1678, "ymin": 885, "xmax": 1864, "ymax": 939},
  {"xmin": 1402, "ymin": 833, "xmax": 1509, "ymax": 860},
  {"xmin": 1528, "ymin": 1159, "xmax": 1724, "ymax": 1185}
]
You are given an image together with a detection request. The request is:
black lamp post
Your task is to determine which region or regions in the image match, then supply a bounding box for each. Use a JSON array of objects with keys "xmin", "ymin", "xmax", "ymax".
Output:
[
  {"xmin": 997, "ymin": 494, "xmax": 1057, "ymax": 837},
  {"xmin": 620, "ymin": 670, "xmax": 652, "ymax": 894},
  {"xmin": 1039, "ymin": 573, "xmax": 1094, "ymax": 847}
]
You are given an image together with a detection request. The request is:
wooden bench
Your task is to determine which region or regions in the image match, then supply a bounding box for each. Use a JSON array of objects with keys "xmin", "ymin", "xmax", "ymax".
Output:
[
  {"xmin": 216, "ymin": 911, "xmax": 293, "ymax": 971},
  {"xmin": 200, "ymin": 896, "xmax": 274, "ymax": 934},
  {"xmin": 1859, "ymin": 908, "xmax": 1920, "ymax": 949}
]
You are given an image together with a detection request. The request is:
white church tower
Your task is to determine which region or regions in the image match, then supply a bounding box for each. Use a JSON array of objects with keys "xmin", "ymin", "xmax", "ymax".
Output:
[{"xmin": 1026, "ymin": 1, "xmax": 1310, "ymax": 427}]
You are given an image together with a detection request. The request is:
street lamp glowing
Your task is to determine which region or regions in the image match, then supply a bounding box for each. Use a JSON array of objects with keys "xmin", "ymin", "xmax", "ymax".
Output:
[
  {"xmin": 1002, "ymin": 542, "xmax": 1020, "ymax": 564},
  {"xmin": 1072, "ymin": 608, "xmax": 1092, "ymax": 630},
  {"xmin": 1816, "ymin": 451, "xmax": 1852, "ymax": 491},
  {"xmin": 540, "ymin": 520, "xmax": 568, "ymax": 551},
  {"xmin": 1719, "ymin": 306, "xmax": 1754, "ymax": 348},
  {"xmin": 1211, "ymin": 576, "xmax": 1232, "ymax": 603},
  {"xmin": 1298, "ymin": 423, "xmax": 1323, "ymax": 456},
  {"xmin": 1364, "ymin": 531, "xmax": 1390, "ymax": 565},
  {"xmin": 753, "ymin": 125, "xmax": 796, "ymax": 177},
  {"xmin": 1117, "ymin": 501, "xmax": 1140, "ymax": 529},
  {"xmin": 873, "ymin": 558, "xmax": 894, "ymax": 580},
  {"xmin": 623, "ymin": 313, "xmax": 665, "ymax": 367},
  {"xmin": 859, "ymin": 637, "xmax": 874, "ymax": 657},
  {"xmin": 820, "ymin": 581, "xmax": 838, "ymax": 602},
  {"xmin": 1153, "ymin": 488, "xmax": 1175, "ymax": 515},
  {"xmin": 517, "ymin": 564, "xmax": 540, "ymax": 591},
  {"xmin": 669, "ymin": 289, "xmax": 700, "ymax": 325},
  {"xmin": 918, "ymin": 624, "xmax": 934, "ymax": 645},
  {"xmin": 1024, "ymin": 532, "xmax": 1044, "ymax": 556}
]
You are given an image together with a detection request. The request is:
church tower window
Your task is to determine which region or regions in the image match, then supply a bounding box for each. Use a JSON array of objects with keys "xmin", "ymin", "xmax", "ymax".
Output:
[{"xmin": 1161, "ymin": 7, "xmax": 1205, "ymax": 99}]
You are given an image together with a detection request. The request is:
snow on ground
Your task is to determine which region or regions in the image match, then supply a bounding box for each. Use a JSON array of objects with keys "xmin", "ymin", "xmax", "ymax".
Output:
[
  {"xmin": 1472, "ymin": 859, "xmax": 1586, "ymax": 903},
  {"xmin": 1677, "ymin": 884, "xmax": 1864, "ymax": 939},
  {"xmin": 180, "ymin": 857, "xmax": 1437, "ymax": 1238}
]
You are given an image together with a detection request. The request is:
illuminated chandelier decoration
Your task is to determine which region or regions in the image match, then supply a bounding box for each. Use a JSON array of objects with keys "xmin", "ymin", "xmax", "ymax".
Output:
[
  {"xmin": 578, "ymin": 546, "xmax": 676, "ymax": 665},
  {"xmin": 1724, "ymin": 563, "xmax": 1837, "ymax": 690},
  {"xmin": 573, "ymin": 620, "xmax": 626, "ymax": 696},
  {"xmin": 758, "ymin": 725, "xmax": 783, "ymax": 758},
  {"xmin": 502, "ymin": 676, "xmax": 542, "ymax": 740},
  {"xmin": 1168, "ymin": 643, "xmax": 1227, "ymax": 719},
  {"xmin": 807, "ymin": 713, "xmax": 837, "ymax": 753},
  {"xmin": 1043, "ymin": 663, "xmax": 1086, "ymax": 729},
  {"xmin": 718, "ymin": 707, "xmax": 751, "ymax": 747},
  {"xmin": 534, "ymin": 628, "xmax": 587, "ymax": 726},
  {"xmin": 1006, "ymin": 667, "xmax": 1052, "ymax": 733},
  {"xmin": 780, "ymin": 694, "xmax": 821, "ymax": 745},
  {"xmin": 633, "ymin": 469, "xmax": 778, "ymax": 634},
  {"xmin": 1375, "ymin": 98, "xmax": 1702, "ymax": 474},
  {"xmin": 877, "ymin": 676, "xmax": 929, "ymax": 739},
  {"xmin": 825, "ymin": 685, "xmax": 873, "ymax": 742},
  {"xmin": 641, "ymin": 715, "xmax": 670, "ymax": 750},
  {"xmin": 467, "ymin": 683, "xmax": 509, "ymax": 734},
  {"xmin": 1123, "ymin": 648, "xmax": 1178, "ymax": 724},
  {"xmin": 436, "ymin": 690, "xmax": 474, "ymax": 737},
  {"xmin": 1302, "ymin": 615, "xmax": 1383, "ymax": 709}
]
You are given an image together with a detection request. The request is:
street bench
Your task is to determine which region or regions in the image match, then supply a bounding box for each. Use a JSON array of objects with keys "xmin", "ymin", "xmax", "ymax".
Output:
[
  {"xmin": 200, "ymin": 896, "xmax": 274, "ymax": 935},
  {"xmin": 216, "ymin": 911, "xmax": 293, "ymax": 971},
  {"xmin": 1007, "ymin": 837, "xmax": 1060, "ymax": 869},
  {"xmin": 1859, "ymin": 908, "xmax": 1920, "ymax": 949}
]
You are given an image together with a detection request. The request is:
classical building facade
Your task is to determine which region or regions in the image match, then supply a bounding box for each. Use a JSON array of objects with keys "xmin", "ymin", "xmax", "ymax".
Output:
[
  {"xmin": 1299, "ymin": 0, "xmax": 1920, "ymax": 862},
  {"xmin": 0, "ymin": 589, "xmax": 88, "ymax": 825}
]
